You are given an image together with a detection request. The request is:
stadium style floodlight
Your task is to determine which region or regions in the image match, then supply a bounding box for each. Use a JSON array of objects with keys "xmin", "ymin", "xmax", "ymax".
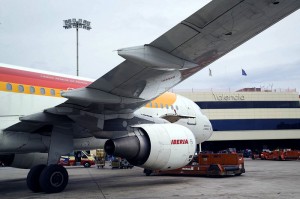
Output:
[{"xmin": 63, "ymin": 18, "xmax": 91, "ymax": 76}]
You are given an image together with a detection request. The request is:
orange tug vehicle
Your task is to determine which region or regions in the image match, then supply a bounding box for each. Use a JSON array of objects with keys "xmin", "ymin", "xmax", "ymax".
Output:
[
  {"xmin": 260, "ymin": 149, "xmax": 300, "ymax": 160},
  {"xmin": 144, "ymin": 153, "xmax": 245, "ymax": 177}
]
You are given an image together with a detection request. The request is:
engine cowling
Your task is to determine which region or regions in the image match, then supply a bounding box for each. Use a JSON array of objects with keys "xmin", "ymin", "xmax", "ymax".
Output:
[
  {"xmin": 0, "ymin": 152, "xmax": 48, "ymax": 169},
  {"xmin": 104, "ymin": 123, "xmax": 196, "ymax": 170}
]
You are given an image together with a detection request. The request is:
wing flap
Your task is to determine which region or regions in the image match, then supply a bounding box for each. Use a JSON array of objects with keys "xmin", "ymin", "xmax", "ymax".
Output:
[{"xmin": 61, "ymin": 87, "xmax": 144, "ymax": 104}]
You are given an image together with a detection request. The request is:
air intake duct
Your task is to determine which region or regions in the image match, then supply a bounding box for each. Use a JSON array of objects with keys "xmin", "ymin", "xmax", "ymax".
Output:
[{"xmin": 104, "ymin": 128, "xmax": 151, "ymax": 166}]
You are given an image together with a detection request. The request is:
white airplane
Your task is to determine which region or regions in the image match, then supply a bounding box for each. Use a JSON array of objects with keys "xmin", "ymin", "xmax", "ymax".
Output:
[{"xmin": 1, "ymin": 0, "xmax": 300, "ymax": 194}]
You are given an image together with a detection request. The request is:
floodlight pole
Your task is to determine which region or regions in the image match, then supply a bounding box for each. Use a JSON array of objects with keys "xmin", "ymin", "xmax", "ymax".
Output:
[
  {"xmin": 63, "ymin": 19, "xmax": 92, "ymax": 76},
  {"xmin": 76, "ymin": 27, "xmax": 79, "ymax": 76}
]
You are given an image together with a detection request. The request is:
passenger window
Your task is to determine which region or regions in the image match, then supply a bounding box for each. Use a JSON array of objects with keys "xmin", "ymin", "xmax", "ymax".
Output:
[
  {"xmin": 6, "ymin": 83, "xmax": 12, "ymax": 91},
  {"xmin": 171, "ymin": 105, "xmax": 174, "ymax": 110},
  {"xmin": 150, "ymin": 102, "xmax": 152, "ymax": 107},
  {"xmin": 160, "ymin": 104, "xmax": 164, "ymax": 108},
  {"xmin": 166, "ymin": 104, "xmax": 169, "ymax": 109},
  {"xmin": 50, "ymin": 89, "xmax": 55, "ymax": 96},
  {"xmin": 18, "ymin": 85, "xmax": 24, "ymax": 93},
  {"xmin": 155, "ymin": 103, "xmax": 158, "ymax": 108},
  {"xmin": 40, "ymin": 88, "xmax": 46, "ymax": 95},
  {"xmin": 30, "ymin": 86, "xmax": 35, "ymax": 94}
]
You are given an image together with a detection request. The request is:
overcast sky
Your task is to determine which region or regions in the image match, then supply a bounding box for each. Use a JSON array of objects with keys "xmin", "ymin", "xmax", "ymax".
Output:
[{"xmin": 1, "ymin": 1, "xmax": 300, "ymax": 93}]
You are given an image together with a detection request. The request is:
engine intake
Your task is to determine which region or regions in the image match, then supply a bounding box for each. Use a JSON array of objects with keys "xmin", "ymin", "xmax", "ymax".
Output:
[
  {"xmin": 104, "ymin": 128, "xmax": 150, "ymax": 165},
  {"xmin": 104, "ymin": 123, "xmax": 196, "ymax": 170}
]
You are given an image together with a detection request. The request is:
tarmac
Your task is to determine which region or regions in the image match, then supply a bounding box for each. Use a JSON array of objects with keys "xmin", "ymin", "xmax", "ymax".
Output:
[{"xmin": 0, "ymin": 159, "xmax": 300, "ymax": 199}]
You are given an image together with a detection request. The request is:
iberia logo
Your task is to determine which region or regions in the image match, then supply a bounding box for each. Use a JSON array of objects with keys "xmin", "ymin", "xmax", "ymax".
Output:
[{"xmin": 171, "ymin": 139, "xmax": 188, "ymax": 144}]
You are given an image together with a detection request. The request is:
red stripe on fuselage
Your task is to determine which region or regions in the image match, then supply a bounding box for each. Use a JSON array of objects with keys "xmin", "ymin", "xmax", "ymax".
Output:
[{"xmin": 0, "ymin": 66, "xmax": 92, "ymax": 90}]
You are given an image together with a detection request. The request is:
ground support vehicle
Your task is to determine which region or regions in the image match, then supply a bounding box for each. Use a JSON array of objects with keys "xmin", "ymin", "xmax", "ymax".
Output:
[
  {"xmin": 260, "ymin": 149, "xmax": 300, "ymax": 160},
  {"xmin": 218, "ymin": 148, "xmax": 237, "ymax": 154},
  {"xmin": 120, "ymin": 158, "xmax": 134, "ymax": 169},
  {"xmin": 59, "ymin": 151, "xmax": 95, "ymax": 168},
  {"xmin": 242, "ymin": 149, "xmax": 252, "ymax": 158},
  {"xmin": 252, "ymin": 154, "xmax": 260, "ymax": 160},
  {"xmin": 95, "ymin": 149, "xmax": 106, "ymax": 169},
  {"xmin": 108, "ymin": 158, "xmax": 134, "ymax": 169},
  {"xmin": 111, "ymin": 159, "xmax": 120, "ymax": 169},
  {"xmin": 144, "ymin": 153, "xmax": 245, "ymax": 177}
]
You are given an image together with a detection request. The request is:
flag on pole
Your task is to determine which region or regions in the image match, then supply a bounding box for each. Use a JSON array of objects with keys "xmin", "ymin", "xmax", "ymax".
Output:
[
  {"xmin": 242, "ymin": 69, "xmax": 247, "ymax": 76},
  {"xmin": 209, "ymin": 68, "xmax": 212, "ymax": 76}
]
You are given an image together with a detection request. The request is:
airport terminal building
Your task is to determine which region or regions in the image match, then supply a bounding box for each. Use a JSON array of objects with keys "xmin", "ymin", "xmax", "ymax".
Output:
[{"xmin": 176, "ymin": 88, "xmax": 300, "ymax": 151}]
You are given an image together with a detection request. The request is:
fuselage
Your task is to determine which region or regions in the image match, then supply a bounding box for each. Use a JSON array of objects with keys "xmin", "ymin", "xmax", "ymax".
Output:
[{"xmin": 0, "ymin": 63, "xmax": 213, "ymax": 153}]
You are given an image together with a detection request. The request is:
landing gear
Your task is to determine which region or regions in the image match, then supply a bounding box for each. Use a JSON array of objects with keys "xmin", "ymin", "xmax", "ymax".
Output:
[
  {"xmin": 27, "ymin": 164, "xmax": 69, "ymax": 193},
  {"xmin": 27, "ymin": 164, "xmax": 46, "ymax": 192},
  {"xmin": 39, "ymin": 164, "xmax": 68, "ymax": 193},
  {"xmin": 27, "ymin": 126, "xmax": 73, "ymax": 193}
]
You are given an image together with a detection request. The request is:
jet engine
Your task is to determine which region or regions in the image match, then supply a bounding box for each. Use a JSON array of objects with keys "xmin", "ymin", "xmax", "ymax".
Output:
[{"xmin": 104, "ymin": 123, "xmax": 196, "ymax": 170}]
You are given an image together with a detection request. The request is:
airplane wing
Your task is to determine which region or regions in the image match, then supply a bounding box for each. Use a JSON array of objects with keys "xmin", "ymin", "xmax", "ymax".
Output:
[
  {"xmin": 54, "ymin": 0, "xmax": 300, "ymax": 114},
  {"xmin": 15, "ymin": 0, "xmax": 300, "ymax": 135}
]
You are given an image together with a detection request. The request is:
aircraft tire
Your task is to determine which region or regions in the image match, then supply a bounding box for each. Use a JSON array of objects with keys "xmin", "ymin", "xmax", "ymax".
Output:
[
  {"xmin": 39, "ymin": 164, "xmax": 68, "ymax": 193},
  {"xmin": 26, "ymin": 164, "xmax": 47, "ymax": 192}
]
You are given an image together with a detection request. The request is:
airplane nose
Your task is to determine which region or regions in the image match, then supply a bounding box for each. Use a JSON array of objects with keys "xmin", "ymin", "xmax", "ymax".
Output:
[
  {"xmin": 204, "ymin": 116, "xmax": 213, "ymax": 141},
  {"xmin": 208, "ymin": 120, "xmax": 213, "ymax": 132}
]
